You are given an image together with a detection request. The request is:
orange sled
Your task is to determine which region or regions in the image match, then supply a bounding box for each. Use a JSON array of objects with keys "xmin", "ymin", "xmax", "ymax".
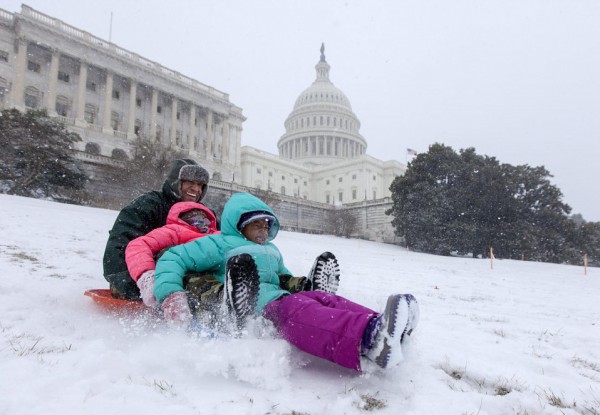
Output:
[{"xmin": 84, "ymin": 289, "xmax": 150, "ymax": 313}]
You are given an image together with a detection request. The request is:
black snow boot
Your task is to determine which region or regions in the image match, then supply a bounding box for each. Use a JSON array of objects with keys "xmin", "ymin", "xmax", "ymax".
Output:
[{"xmin": 224, "ymin": 254, "xmax": 260, "ymax": 330}]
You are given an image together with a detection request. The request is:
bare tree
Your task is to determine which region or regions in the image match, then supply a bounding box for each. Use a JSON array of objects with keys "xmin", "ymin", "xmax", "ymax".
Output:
[{"xmin": 325, "ymin": 207, "xmax": 359, "ymax": 237}]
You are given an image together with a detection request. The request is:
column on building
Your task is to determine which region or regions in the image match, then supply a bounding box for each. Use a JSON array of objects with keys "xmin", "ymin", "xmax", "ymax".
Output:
[
  {"xmin": 150, "ymin": 88, "xmax": 158, "ymax": 140},
  {"xmin": 206, "ymin": 109, "xmax": 213, "ymax": 160},
  {"xmin": 170, "ymin": 96, "xmax": 178, "ymax": 146},
  {"xmin": 188, "ymin": 103, "xmax": 196, "ymax": 151},
  {"xmin": 45, "ymin": 49, "xmax": 59, "ymax": 115},
  {"xmin": 102, "ymin": 71, "xmax": 114, "ymax": 133},
  {"xmin": 127, "ymin": 80, "xmax": 137, "ymax": 139},
  {"xmin": 10, "ymin": 38, "xmax": 28, "ymax": 108},
  {"xmin": 75, "ymin": 61, "xmax": 88, "ymax": 126},
  {"xmin": 221, "ymin": 120, "xmax": 230, "ymax": 164}
]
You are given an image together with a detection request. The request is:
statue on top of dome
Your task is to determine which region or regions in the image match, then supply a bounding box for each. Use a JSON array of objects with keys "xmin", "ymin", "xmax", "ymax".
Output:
[{"xmin": 320, "ymin": 43, "xmax": 326, "ymax": 62}]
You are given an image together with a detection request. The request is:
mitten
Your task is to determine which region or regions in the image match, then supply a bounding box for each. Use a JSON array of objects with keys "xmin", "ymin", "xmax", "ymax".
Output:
[
  {"xmin": 136, "ymin": 270, "xmax": 158, "ymax": 308},
  {"xmin": 162, "ymin": 291, "xmax": 193, "ymax": 324}
]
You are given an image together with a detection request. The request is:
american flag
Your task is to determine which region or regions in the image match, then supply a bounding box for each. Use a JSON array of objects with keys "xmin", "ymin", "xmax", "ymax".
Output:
[{"xmin": 407, "ymin": 148, "xmax": 417, "ymax": 156}]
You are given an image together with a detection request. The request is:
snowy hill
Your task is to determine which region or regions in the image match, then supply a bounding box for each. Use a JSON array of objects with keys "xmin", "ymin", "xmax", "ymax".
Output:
[{"xmin": 0, "ymin": 194, "xmax": 598, "ymax": 415}]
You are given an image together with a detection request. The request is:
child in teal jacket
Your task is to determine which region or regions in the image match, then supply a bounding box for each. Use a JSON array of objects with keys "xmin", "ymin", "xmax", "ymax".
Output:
[{"xmin": 154, "ymin": 192, "xmax": 419, "ymax": 370}]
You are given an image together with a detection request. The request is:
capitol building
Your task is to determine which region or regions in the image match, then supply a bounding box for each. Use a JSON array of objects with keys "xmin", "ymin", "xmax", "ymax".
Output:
[{"xmin": 0, "ymin": 5, "xmax": 406, "ymax": 241}]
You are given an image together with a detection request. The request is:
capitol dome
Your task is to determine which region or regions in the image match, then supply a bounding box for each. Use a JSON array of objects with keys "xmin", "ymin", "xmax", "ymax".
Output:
[{"xmin": 277, "ymin": 44, "xmax": 367, "ymax": 165}]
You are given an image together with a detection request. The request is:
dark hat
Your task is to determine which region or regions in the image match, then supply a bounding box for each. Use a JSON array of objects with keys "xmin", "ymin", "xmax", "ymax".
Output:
[
  {"xmin": 166, "ymin": 159, "xmax": 209, "ymax": 202},
  {"xmin": 237, "ymin": 211, "xmax": 276, "ymax": 231},
  {"xmin": 166, "ymin": 159, "xmax": 197, "ymax": 182},
  {"xmin": 178, "ymin": 165, "xmax": 209, "ymax": 184}
]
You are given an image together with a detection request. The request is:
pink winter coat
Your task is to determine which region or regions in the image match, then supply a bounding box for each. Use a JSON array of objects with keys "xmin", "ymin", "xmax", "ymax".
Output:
[{"xmin": 125, "ymin": 201, "xmax": 219, "ymax": 282}]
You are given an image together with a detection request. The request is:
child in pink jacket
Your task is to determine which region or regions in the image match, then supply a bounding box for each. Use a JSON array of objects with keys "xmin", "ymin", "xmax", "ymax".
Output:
[{"xmin": 125, "ymin": 201, "xmax": 219, "ymax": 307}]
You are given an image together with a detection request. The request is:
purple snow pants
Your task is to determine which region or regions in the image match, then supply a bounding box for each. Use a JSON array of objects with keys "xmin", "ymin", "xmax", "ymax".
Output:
[{"xmin": 263, "ymin": 291, "xmax": 377, "ymax": 371}]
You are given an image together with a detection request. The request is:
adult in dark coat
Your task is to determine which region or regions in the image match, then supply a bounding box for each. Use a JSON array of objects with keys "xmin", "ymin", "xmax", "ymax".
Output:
[{"xmin": 103, "ymin": 158, "xmax": 210, "ymax": 300}]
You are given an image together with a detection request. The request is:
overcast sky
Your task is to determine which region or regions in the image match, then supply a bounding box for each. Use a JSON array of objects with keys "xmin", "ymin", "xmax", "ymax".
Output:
[{"xmin": 5, "ymin": 1, "xmax": 599, "ymax": 221}]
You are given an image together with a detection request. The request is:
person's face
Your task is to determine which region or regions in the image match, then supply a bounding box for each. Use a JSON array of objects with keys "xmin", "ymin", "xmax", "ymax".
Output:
[
  {"xmin": 180, "ymin": 209, "xmax": 210, "ymax": 232},
  {"xmin": 180, "ymin": 180, "xmax": 203, "ymax": 202},
  {"xmin": 242, "ymin": 219, "xmax": 270, "ymax": 244}
]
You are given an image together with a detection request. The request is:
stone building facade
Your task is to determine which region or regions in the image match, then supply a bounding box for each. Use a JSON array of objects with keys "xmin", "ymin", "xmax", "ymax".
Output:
[{"xmin": 0, "ymin": 5, "xmax": 244, "ymax": 182}]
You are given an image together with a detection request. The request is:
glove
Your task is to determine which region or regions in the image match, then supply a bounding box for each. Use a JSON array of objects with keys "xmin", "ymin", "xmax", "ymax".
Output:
[
  {"xmin": 136, "ymin": 270, "xmax": 158, "ymax": 308},
  {"xmin": 161, "ymin": 291, "xmax": 193, "ymax": 325}
]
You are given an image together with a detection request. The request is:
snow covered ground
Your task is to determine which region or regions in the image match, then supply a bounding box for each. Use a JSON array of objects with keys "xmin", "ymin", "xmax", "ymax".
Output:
[{"xmin": 0, "ymin": 194, "xmax": 598, "ymax": 415}]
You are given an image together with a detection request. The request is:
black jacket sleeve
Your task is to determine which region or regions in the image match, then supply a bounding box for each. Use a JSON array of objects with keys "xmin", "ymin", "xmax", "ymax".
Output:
[{"xmin": 102, "ymin": 190, "xmax": 174, "ymax": 299}]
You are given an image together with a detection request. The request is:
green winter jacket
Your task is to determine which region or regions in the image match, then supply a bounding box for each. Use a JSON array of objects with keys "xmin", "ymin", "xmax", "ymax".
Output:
[
  {"xmin": 102, "ymin": 159, "xmax": 201, "ymax": 300},
  {"xmin": 154, "ymin": 192, "xmax": 291, "ymax": 314}
]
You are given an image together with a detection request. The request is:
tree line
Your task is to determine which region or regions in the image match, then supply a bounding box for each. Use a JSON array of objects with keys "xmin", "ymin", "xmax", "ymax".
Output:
[{"xmin": 386, "ymin": 143, "xmax": 599, "ymax": 266}]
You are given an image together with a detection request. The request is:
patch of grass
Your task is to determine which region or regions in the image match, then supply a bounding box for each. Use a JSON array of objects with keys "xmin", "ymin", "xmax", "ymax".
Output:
[
  {"xmin": 537, "ymin": 388, "xmax": 576, "ymax": 409},
  {"xmin": 10, "ymin": 251, "xmax": 38, "ymax": 263},
  {"xmin": 572, "ymin": 355, "xmax": 600, "ymax": 373},
  {"xmin": 8, "ymin": 334, "xmax": 72, "ymax": 356},
  {"xmin": 47, "ymin": 273, "xmax": 67, "ymax": 279},
  {"xmin": 439, "ymin": 362, "xmax": 525, "ymax": 396},
  {"xmin": 359, "ymin": 393, "xmax": 387, "ymax": 411},
  {"xmin": 493, "ymin": 329, "xmax": 506, "ymax": 338}
]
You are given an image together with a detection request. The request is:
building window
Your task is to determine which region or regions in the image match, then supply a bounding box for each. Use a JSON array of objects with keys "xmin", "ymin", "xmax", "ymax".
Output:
[
  {"xmin": 281, "ymin": 186, "xmax": 286, "ymax": 195},
  {"xmin": 373, "ymin": 190, "xmax": 377, "ymax": 200},
  {"xmin": 27, "ymin": 61, "xmax": 41, "ymax": 73},
  {"xmin": 157, "ymin": 105, "xmax": 162, "ymax": 114},
  {"xmin": 338, "ymin": 177, "xmax": 343, "ymax": 183},
  {"xmin": 24, "ymin": 87, "xmax": 39, "ymax": 108},
  {"xmin": 112, "ymin": 89, "xmax": 120, "ymax": 100},
  {"xmin": 326, "ymin": 194, "xmax": 330, "ymax": 204},
  {"xmin": 134, "ymin": 119, "xmax": 142, "ymax": 136},
  {"xmin": 84, "ymin": 104, "xmax": 97, "ymax": 124},
  {"xmin": 268, "ymin": 171, "xmax": 273, "ymax": 177},
  {"xmin": 281, "ymin": 176, "xmax": 285, "ymax": 181},
  {"xmin": 55, "ymin": 96, "xmax": 69, "ymax": 116},
  {"xmin": 136, "ymin": 98, "xmax": 142, "ymax": 107},
  {"xmin": 156, "ymin": 126, "xmax": 162, "ymax": 141},
  {"xmin": 303, "ymin": 181, "xmax": 307, "ymax": 186},
  {"xmin": 326, "ymin": 179, "xmax": 330, "ymax": 185},
  {"xmin": 294, "ymin": 178, "xmax": 298, "ymax": 184},
  {"xmin": 111, "ymin": 111, "xmax": 120, "ymax": 131},
  {"xmin": 373, "ymin": 175, "xmax": 376, "ymax": 181},
  {"xmin": 58, "ymin": 71, "xmax": 70, "ymax": 82},
  {"xmin": 0, "ymin": 51, "xmax": 8, "ymax": 62},
  {"xmin": 257, "ymin": 168, "xmax": 262, "ymax": 174},
  {"xmin": 338, "ymin": 192, "xmax": 343, "ymax": 202},
  {"xmin": 86, "ymin": 81, "xmax": 97, "ymax": 92},
  {"xmin": 176, "ymin": 112, "xmax": 180, "ymax": 120},
  {"xmin": 352, "ymin": 174, "xmax": 357, "ymax": 180},
  {"xmin": 352, "ymin": 189, "xmax": 357, "ymax": 200}
]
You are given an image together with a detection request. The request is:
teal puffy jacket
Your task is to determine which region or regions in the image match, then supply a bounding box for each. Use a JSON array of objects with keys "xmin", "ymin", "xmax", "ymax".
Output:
[{"xmin": 154, "ymin": 192, "xmax": 291, "ymax": 314}]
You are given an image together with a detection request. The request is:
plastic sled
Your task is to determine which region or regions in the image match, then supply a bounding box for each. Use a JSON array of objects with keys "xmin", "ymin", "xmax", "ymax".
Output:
[{"xmin": 84, "ymin": 289, "xmax": 150, "ymax": 314}]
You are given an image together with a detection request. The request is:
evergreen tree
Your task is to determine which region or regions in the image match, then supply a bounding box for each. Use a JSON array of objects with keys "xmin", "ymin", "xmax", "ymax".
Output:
[
  {"xmin": 0, "ymin": 108, "xmax": 88, "ymax": 204},
  {"xmin": 387, "ymin": 143, "xmax": 578, "ymax": 263}
]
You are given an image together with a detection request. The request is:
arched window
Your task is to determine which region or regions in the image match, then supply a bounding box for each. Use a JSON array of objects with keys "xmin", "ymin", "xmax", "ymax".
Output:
[{"xmin": 280, "ymin": 186, "xmax": 286, "ymax": 195}]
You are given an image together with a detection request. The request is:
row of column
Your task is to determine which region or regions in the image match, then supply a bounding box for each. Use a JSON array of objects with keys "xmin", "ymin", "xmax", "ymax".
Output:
[
  {"xmin": 9, "ymin": 38, "xmax": 236, "ymax": 165},
  {"xmin": 280, "ymin": 136, "xmax": 364, "ymax": 159}
]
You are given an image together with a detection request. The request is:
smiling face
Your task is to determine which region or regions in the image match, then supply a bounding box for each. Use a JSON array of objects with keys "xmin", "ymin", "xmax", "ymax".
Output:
[
  {"xmin": 179, "ymin": 180, "xmax": 203, "ymax": 202},
  {"xmin": 241, "ymin": 219, "xmax": 270, "ymax": 245}
]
